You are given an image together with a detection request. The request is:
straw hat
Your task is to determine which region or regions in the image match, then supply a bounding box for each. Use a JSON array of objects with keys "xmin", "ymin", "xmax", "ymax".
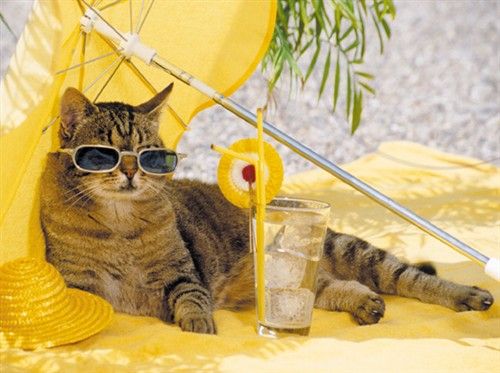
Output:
[{"xmin": 0, "ymin": 257, "xmax": 113, "ymax": 350}]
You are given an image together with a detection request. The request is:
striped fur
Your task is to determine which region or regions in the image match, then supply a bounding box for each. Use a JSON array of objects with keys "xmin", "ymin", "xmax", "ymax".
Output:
[
  {"xmin": 41, "ymin": 87, "xmax": 493, "ymax": 334},
  {"xmin": 315, "ymin": 231, "xmax": 493, "ymax": 324}
]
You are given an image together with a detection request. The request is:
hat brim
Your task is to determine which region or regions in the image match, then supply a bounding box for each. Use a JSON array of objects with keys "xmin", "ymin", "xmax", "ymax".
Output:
[{"xmin": 1, "ymin": 289, "xmax": 113, "ymax": 350}]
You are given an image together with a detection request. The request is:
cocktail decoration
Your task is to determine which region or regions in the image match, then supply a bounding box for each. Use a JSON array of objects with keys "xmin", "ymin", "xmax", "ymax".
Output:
[{"xmin": 212, "ymin": 108, "xmax": 283, "ymax": 325}]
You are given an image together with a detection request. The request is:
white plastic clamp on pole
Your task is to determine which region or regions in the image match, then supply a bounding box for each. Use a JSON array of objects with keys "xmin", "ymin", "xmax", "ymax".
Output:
[
  {"xmin": 80, "ymin": 8, "xmax": 156, "ymax": 64},
  {"xmin": 80, "ymin": 8, "xmax": 120, "ymax": 44},
  {"xmin": 485, "ymin": 258, "xmax": 500, "ymax": 281},
  {"xmin": 80, "ymin": 8, "xmax": 98, "ymax": 34},
  {"xmin": 119, "ymin": 33, "xmax": 156, "ymax": 64}
]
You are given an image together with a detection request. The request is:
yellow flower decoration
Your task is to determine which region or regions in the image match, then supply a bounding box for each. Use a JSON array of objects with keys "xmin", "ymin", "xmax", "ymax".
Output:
[{"xmin": 217, "ymin": 138, "xmax": 283, "ymax": 208}]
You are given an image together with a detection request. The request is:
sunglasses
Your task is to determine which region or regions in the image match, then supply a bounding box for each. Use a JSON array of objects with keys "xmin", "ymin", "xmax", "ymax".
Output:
[{"xmin": 59, "ymin": 145, "xmax": 186, "ymax": 175}]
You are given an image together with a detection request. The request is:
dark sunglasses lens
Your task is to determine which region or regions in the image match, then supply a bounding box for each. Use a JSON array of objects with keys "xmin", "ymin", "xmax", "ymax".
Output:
[
  {"xmin": 139, "ymin": 150, "xmax": 177, "ymax": 174},
  {"xmin": 74, "ymin": 147, "xmax": 119, "ymax": 171}
]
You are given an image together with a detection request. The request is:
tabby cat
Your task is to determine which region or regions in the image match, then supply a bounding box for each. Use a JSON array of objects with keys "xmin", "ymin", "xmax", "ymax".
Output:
[{"xmin": 41, "ymin": 85, "xmax": 493, "ymax": 334}]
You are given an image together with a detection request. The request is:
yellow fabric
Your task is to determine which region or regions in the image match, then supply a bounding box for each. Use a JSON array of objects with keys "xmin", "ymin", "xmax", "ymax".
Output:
[
  {"xmin": 0, "ymin": 0, "xmax": 276, "ymax": 263},
  {"xmin": 2, "ymin": 142, "xmax": 498, "ymax": 372}
]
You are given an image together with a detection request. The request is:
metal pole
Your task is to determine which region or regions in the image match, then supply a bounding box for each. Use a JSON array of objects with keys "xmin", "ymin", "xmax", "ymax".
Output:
[{"xmin": 152, "ymin": 55, "xmax": 490, "ymax": 266}]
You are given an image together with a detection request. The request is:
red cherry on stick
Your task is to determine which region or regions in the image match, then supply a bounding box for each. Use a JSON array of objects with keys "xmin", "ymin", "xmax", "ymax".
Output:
[{"xmin": 242, "ymin": 164, "xmax": 256, "ymax": 183}]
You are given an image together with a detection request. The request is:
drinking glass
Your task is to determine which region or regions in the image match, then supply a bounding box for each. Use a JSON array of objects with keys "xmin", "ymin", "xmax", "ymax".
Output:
[{"xmin": 251, "ymin": 197, "xmax": 331, "ymax": 337}]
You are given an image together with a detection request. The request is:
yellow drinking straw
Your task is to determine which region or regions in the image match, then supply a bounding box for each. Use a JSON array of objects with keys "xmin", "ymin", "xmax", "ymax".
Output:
[
  {"xmin": 211, "ymin": 108, "xmax": 267, "ymax": 322},
  {"xmin": 254, "ymin": 109, "xmax": 266, "ymax": 321}
]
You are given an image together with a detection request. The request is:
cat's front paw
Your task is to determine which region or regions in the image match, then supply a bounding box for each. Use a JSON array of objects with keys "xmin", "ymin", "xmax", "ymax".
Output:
[
  {"xmin": 178, "ymin": 312, "xmax": 217, "ymax": 334},
  {"xmin": 352, "ymin": 293, "xmax": 386, "ymax": 325},
  {"xmin": 453, "ymin": 286, "xmax": 494, "ymax": 312}
]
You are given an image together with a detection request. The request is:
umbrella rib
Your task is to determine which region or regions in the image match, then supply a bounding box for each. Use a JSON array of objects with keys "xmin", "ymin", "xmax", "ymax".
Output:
[
  {"xmin": 125, "ymin": 60, "xmax": 188, "ymax": 129},
  {"xmin": 41, "ymin": 28, "xmax": 84, "ymax": 133},
  {"xmin": 79, "ymin": 0, "xmax": 101, "ymax": 14},
  {"xmin": 91, "ymin": 34, "xmax": 157, "ymax": 95},
  {"xmin": 61, "ymin": 28, "xmax": 84, "ymax": 76},
  {"xmin": 83, "ymin": 56, "xmax": 123, "ymax": 94},
  {"xmin": 79, "ymin": 0, "xmax": 126, "ymax": 41},
  {"xmin": 42, "ymin": 57, "xmax": 122, "ymax": 134},
  {"xmin": 137, "ymin": 0, "xmax": 155, "ymax": 34},
  {"xmin": 93, "ymin": 57, "xmax": 126, "ymax": 102},
  {"xmin": 135, "ymin": 0, "xmax": 145, "ymax": 32},
  {"xmin": 55, "ymin": 50, "xmax": 118, "ymax": 75},
  {"xmin": 99, "ymin": 0, "xmax": 125, "ymax": 11},
  {"xmin": 125, "ymin": 60, "xmax": 157, "ymax": 94},
  {"xmin": 42, "ymin": 116, "xmax": 61, "ymax": 134},
  {"xmin": 78, "ymin": 32, "xmax": 87, "ymax": 91},
  {"xmin": 165, "ymin": 104, "xmax": 189, "ymax": 130},
  {"xmin": 129, "ymin": 0, "xmax": 133, "ymax": 33},
  {"xmin": 76, "ymin": 0, "xmax": 86, "ymax": 15}
]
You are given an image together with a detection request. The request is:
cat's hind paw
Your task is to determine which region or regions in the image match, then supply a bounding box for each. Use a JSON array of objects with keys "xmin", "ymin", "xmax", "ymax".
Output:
[
  {"xmin": 453, "ymin": 286, "xmax": 494, "ymax": 312},
  {"xmin": 352, "ymin": 294, "xmax": 386, "ymax": 325}
]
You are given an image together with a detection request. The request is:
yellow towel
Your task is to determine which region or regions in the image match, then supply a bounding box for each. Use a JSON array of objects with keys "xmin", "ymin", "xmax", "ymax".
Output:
[{"xmin": 2, "ymin": 142, "xmax": 499, "ymax": 372}]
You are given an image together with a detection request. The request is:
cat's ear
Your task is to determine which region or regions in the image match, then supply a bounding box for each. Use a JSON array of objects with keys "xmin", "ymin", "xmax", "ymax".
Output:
[
  {"xmin": 135, "ymin": 83, "xmax": 173, "ymax": 118},
  {"xmin": 60, "ymin": 87, "xmax": 96, "ymax": 141}
]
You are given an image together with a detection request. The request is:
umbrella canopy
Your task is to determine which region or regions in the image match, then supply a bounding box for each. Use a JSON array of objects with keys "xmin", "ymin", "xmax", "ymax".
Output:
[{"xmin": 0, "ymin": 0, "xmax": 276, "ymax": 263}]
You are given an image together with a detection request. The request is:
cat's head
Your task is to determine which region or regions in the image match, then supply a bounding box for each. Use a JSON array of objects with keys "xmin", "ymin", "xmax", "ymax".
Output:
[{"xmin": 57, "ymin": 83, "xmax": 174, "ymax": 202}]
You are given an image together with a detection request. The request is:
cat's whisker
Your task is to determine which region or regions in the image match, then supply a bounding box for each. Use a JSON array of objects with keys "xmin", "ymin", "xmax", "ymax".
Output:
[
  {"xmin": 62, "ymin": 185, "xmax": 83, "ymax": 197},
  {"xmin": 149, "ymin": 182, "xmax": 170, "ymax": 203},
  {"xmin": 143, "ymin": 183, "xmax": 160, "ymax": 200},
  {"xmin": 63, "ymin": 187, "xmax": 93, "ymax": 204},
  {"xmin": 146, "ymin": 182, "xmax": 160, "ymax": 194},
  {"xmin": 63, "ymin": 194, "xmax": 91, "ymax": 212},
  {"xmin": 142, "ymin": 183, "xmax": 170, "ymax": 207},
  {"xmin": 62, "ymin": 182, "xmax": 99, "ymax": 197},
  {"xmin": 64, "ymin": 191, "xmax": 93, "ymax": 209},
  {"xmin": 65, "ymin": 186, "xmax": 101, "ymax": 210},
  {"xmin": 63, "ymin": 183, "xmax": 99, "ymax": 201},
  {"xmin": 159, "ymin": 183, "xmax": 174, "ymax": 197},
  {"xmin": 63, "ymin": 183, "xmax": 101, "ymax": 207}
]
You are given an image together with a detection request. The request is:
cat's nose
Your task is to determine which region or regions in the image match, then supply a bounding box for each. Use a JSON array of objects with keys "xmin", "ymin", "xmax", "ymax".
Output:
[{"xmin": 120, "ymin": 155, "xmax": 138, "ymax": 180}]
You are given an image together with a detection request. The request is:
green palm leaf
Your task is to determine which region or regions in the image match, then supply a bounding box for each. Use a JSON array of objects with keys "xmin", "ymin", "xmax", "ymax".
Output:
[{"xmin": 262, "ymin": 0, "xmax": 394, "ymax": 133}]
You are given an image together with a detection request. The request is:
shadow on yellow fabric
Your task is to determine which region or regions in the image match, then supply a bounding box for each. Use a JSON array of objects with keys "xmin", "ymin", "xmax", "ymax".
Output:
[{"xmin": 2, "ymin": 142, "xmax": 498, "ymax": 371}]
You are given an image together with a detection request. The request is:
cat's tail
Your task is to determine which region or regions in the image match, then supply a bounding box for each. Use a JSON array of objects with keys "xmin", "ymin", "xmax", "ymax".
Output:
[{"xmin": 414, "ymin": 261, "xmax": 437, "ymax": 276}]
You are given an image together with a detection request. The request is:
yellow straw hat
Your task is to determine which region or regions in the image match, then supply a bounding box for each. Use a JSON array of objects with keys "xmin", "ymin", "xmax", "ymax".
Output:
[{"xmin": 0, "ymin": 257, "xmax": 113, "ymax": 350}]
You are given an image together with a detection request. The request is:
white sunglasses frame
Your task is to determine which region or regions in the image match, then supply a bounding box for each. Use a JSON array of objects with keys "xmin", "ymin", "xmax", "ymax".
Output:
[{"xmin": 59, "ymin": 144, "xmax": 187, "ymax": 175}]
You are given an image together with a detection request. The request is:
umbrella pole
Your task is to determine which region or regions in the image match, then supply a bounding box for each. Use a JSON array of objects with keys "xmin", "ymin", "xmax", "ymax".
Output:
[{"xmin": 150, "ymin": 56, "xmax": 500, "ymax": 273}]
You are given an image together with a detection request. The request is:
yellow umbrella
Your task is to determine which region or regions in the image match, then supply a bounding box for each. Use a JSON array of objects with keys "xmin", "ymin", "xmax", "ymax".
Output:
[{"xmin": 0, "ymin": 0, "xmax": 276, "ymax": 263}]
